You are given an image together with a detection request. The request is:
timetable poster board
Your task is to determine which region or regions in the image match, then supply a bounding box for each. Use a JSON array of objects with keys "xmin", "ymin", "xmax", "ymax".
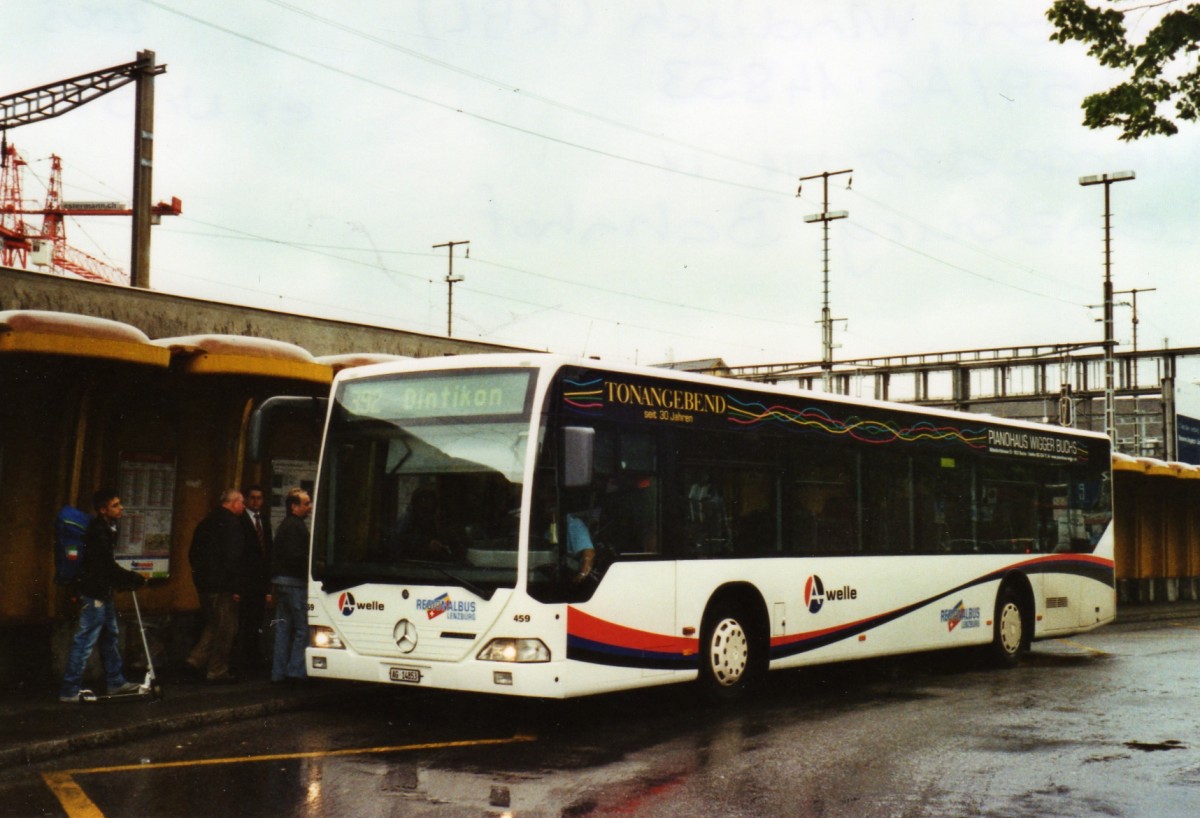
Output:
[{"xmin": 115, "ymin": 452, "xmax": 177, "ymax": 579}]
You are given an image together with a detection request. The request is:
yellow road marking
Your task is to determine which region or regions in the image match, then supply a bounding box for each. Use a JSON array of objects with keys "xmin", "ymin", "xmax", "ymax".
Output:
[
  {"xmin": 40, "ymin": 772, "xmax": 105, "ymax": 818},
  {"xmin": 1170, "ymin": 622, "xmax": 1200, "ymax": 632},
  {"xmin": 1054, "ymin": 638, "xmax": 1109, "ymax": 655},
  {"xmin": 42, "ymin": 733, "xmax": 536, "ymax": 817}
]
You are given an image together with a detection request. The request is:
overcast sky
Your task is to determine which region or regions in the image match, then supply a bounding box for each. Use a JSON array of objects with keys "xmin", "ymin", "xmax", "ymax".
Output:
[{"xmin": 6, "ymin": 1, "xmax": 1199, "ymax": 411}]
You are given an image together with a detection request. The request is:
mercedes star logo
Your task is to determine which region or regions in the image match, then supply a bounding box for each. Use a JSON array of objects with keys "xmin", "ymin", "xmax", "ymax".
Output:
[{"xmin": 394, "ymin": 619, "xmax": 418, "ymax": 653}]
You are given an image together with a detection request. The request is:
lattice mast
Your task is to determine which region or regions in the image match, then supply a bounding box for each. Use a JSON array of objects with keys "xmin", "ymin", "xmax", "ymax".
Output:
[
  {"xmin": 40, "ymin": 154, "xmax": 129, "ymax": 284},
  {"xmin": 0, "ymin": 141, "xmax": 30, "ymax": 268},
  {"xmin": 0, "ymin": 144, "xmax": 136, "ymax": 284}
]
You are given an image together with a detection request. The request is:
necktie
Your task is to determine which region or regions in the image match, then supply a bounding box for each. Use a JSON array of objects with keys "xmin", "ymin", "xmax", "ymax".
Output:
[{"xmin": 254, "ymin": 514, "xmax": 263, "ymax": 547}]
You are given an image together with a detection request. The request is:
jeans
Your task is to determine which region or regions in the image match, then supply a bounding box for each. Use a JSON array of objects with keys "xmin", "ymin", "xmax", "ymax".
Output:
[
  {"xmin": 60, "ymin": 596, "xmax": 129, "ymax": 697},
  {"xmin": 272, "ymin": 583, "xmax": 308, "ymax": 681}
]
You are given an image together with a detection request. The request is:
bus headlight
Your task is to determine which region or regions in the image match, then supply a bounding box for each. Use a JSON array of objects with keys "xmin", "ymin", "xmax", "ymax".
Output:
[
  {"xmin": 477, "ymin": 638, "xmax": 550, "ymax": 663},
  {"xmin": 310, "ymin": 625, "xmax": 345, "ymax": 650}
]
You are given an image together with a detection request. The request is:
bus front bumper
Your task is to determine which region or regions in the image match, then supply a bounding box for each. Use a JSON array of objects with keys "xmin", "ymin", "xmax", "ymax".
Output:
[{"xmin": 306, "ymin": 648, "xmax": 570, "ymax": 698}]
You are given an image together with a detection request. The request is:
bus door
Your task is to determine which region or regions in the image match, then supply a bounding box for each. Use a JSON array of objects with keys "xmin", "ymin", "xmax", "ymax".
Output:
[
  {"xmin": 543, "ymin": 424, "xmax": 678, "ymax": 680},
  {"xmin": 591, "ymin": 430, "xmax": 678, "ymax": 678}
]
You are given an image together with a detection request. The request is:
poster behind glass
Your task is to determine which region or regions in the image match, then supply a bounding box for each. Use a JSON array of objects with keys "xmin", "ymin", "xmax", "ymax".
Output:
[{"xmin": 116, "ymin": 452, "xmax": 176, "ymax": 578}]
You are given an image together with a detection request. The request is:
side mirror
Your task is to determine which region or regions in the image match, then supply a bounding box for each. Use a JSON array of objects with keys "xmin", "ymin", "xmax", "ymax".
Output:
[
  {"xmin": 248, "ymin": 396, "xmax": 329, "ymax": 461},
  {"xmin": 562, "ymin": 427, "xmax": 595, "ymax": 488}
]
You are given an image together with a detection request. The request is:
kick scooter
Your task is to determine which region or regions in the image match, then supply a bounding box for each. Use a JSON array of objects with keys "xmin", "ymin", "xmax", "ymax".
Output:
[{"xmin": 80, "ymin": 590, "xmax": 163, "ymax": 703}]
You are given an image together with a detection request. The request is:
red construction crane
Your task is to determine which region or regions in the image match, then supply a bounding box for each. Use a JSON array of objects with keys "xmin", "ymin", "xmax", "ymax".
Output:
[
  {"xmin": 0, "ymin": 144, "xmax": 31, "ymax": 268},
  {"xmin": 1, "ymin": 51, "xmax": 168, "ymax": 287},
  {"xmin": 0, "ymin": 142, "xmax": 180, "ymax": 284}
]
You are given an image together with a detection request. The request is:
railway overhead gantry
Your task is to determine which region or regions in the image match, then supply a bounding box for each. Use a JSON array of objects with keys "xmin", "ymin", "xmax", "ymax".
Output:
[
  {"xmin": 725, "ymin": 341, "xmax": 1200, "ymax": 462},
  {"xmin": 1, "ymin": 51, "xmax": 175, "ymax": 287}
]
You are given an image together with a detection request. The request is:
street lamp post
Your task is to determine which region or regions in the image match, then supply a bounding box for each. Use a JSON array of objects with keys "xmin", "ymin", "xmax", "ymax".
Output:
[{"xmin": 1078, "ymin": 170, "xmax": 1134, "ymax": 444}]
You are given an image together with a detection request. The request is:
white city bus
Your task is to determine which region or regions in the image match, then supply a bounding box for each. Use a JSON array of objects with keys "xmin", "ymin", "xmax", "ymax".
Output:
[{"xmin": 304, "ymin": 354, "xmax": 1114, "ymax": 699}]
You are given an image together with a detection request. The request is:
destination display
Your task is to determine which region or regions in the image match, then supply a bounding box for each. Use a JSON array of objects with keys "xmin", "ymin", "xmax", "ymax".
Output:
[{"xmin": 341, "ymin": 369, "xmax": 533, "ymax": 421}]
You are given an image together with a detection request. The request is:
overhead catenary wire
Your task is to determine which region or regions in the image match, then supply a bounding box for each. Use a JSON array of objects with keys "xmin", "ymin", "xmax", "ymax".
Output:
[
  {"xmin": 138, "ymin": 0, "xmax": 785, "ymax": 197},
  {"xmin": 255, "ymin": 0, "xmax": 1096, "ymax": 299},
  {"xmin": 159, "ymin": 217, "xmax": 803, "ymax": 355},
  {"xmin": 117, "ymin": 1, "xmax": 1120, "ymax": 361}
]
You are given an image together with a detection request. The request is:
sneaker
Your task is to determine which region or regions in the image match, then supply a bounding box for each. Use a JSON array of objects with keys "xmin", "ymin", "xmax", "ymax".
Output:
[{"xmin": 110, "ymin": 681, "xmax": 142, "ymax": 695}]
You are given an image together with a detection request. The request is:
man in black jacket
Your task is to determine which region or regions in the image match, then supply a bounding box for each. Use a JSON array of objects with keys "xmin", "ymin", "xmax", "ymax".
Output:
[
  {"xmin": 271, "ymin": 488, "xmax": 312, "ymax": 683},
  {"xmin": 58, "ymin": 488, "xmax": 146, "ymax": 703},
  {"xmin": 186, "ymin": 489, "xmax": 246, "ymax": 683}
]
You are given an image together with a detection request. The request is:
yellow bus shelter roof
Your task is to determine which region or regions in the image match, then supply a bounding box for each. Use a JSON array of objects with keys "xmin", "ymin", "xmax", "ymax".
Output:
[
  {"xmin": 153, "ymin": 334, "xmax": 332, "ymax": 384},
  {"xmin": 0, "ymin": 309, "xmax": 169, "ymax": 367}
]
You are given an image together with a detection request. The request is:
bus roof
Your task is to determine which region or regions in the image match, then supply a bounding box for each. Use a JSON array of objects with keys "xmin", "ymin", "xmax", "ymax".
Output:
[{"xmin": 331, "ymin": 352, "xmax": 1110, "ymax": 443}]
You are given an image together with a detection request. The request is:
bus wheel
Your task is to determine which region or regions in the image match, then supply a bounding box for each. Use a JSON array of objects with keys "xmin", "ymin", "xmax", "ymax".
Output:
[
  {"xmin": 699, "ymin": 605, "xmax": 756, "ymax": 701},
  {"xmin": 987, "ymin": 585, "xmax": 1026, "ymax": 669}
]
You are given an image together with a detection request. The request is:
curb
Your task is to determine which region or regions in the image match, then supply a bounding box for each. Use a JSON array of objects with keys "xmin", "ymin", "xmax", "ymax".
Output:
[
  {"xmin": 1113, "ymin": 603, "xmax": 1200, "ymax": 624},
  {"xmin": 0, "ymin": 689, "xmax": 337, "ymax": 771}
]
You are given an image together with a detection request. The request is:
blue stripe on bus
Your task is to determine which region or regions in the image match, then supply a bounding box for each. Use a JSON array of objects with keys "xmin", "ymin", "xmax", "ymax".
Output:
[{"xmin": 567, "ymin": 635, "xmax": 698, "ymax": 671}]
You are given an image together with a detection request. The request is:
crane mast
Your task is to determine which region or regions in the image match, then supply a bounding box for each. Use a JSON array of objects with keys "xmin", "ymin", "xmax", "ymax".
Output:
[{"xmin": 1, "ymin": 51, "xmax": 174, "ymax": 287}]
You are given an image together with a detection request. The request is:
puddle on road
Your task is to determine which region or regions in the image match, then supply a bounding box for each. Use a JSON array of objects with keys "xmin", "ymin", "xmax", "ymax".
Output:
[
  {"xmin": 1019, "ymin": 651, "xmax": 1108, "ymax": 668},
  {"xmin": 1124, "ymin": 739, "xmax": 1187, "ymax": 752}
]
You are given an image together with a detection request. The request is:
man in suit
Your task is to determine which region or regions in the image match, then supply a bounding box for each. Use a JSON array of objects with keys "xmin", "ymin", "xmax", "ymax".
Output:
[{"xmin": 236, "ymin": 484, "xmax": 273, "ymax": 673}]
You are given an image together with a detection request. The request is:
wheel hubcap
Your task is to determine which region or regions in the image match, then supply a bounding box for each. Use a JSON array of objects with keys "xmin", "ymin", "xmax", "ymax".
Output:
[
  {"xmin": 998, "ymin": 601, "xmax": 1022, "ymax": 655},
  {"xmin": 709, "ymin": 617, "xmax": 748, "ymax": 686}
]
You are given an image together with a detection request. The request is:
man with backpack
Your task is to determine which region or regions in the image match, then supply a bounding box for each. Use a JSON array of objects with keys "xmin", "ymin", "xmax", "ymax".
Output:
[{"xmin": 58, "ymin": 487, "xmax": 146, "ymax": 703}]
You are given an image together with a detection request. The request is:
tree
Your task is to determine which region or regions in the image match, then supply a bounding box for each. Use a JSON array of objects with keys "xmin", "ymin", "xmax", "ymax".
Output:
[{"xmin": 1047, "ymin": 0, "xmax": 1200, "ymax": 140}]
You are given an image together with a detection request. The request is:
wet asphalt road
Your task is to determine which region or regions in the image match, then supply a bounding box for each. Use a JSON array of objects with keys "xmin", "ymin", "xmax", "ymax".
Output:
[{"xmin": 7, "ymin": 617, "xmax": 1199, "ymax": 817}]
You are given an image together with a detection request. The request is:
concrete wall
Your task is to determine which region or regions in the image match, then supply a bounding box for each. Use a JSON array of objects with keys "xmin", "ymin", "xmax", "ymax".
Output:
[{"xmin": 0, "ymin": 266, "xmax": 532, "ymax": 358}]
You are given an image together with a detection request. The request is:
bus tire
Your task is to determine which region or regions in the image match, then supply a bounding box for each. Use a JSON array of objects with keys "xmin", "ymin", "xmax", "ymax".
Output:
[
  {"xmin": 986, "ymin": 585, "xmax": 1027, "ymax": 669},
  {"xmin": 698, "ymin": 602, "xmax": 760, "ymax": 702}
]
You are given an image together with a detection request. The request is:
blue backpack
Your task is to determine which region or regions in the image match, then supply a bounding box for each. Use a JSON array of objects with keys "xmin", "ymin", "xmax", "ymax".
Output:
[{"xmin": 54, "ymin": 505, "xmax": 92, "ymax": 585}]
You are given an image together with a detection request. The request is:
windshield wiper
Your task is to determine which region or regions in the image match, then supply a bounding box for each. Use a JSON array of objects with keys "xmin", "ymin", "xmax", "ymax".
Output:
[
  {"xmin": 394, "ymin": 559, "xmax": 492, "ymax": 599},
  {"xmin": 432, "ymin": 566, "xmax": 489, "ymax": 599}
]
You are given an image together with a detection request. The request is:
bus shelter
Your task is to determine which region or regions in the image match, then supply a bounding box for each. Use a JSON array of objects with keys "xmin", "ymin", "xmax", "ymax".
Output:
[
  {"xmin": 1112, "ymin": 453, "xmax": 1200, "ymax": 602},
  {"xmin": 0, "ymin": 311, "xmax": 344, "ymax": 685}
]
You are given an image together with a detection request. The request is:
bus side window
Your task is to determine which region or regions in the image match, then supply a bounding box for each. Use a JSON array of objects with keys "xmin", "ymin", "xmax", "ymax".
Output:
[
  {"xmin": 861, "ymin": 451, "xmax": 912, "ymax": 554},
  {"xmin": 683, "ymin": 469, "xmax": 730, "ymax": 555},
  {"xmin": 787, "ymin": 445, "xmax": 859, "ymax": 554},
  {"xmin": 1073, "ymin": 470, "xmax": 1112, "ymax": 551},
  {"xmin": 597, "ymin": 473, "xmax": 659, "ymax": 555},
  {"xmin": 913, "ymin": 456, "xmax": 975, "ymax": 553},
  {"xmin": 674, "ymin": 429, "xmax": 781, "ymax": 558},
  {"xmin": 976, "ymin": 461, "xmax": 1040, "ymax": 554},
  {"xmin": 731, "ymin": 483, "xmax": 775, "ymax": 555},
  {"xmin": 590, "ymin": 428, "xmax": 660, "ymax": 556}
]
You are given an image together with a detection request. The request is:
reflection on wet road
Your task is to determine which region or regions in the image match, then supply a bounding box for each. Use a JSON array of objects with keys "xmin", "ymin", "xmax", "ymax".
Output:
[{"xmin": 19, "ymin": 619, "xmax": 1200, "ymax": 817}]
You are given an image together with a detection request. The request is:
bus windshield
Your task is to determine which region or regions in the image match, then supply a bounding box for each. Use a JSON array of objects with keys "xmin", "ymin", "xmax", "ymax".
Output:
[{"xmin": 311, "ymin": 369, "xmax": 534, "ymax": 597}]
